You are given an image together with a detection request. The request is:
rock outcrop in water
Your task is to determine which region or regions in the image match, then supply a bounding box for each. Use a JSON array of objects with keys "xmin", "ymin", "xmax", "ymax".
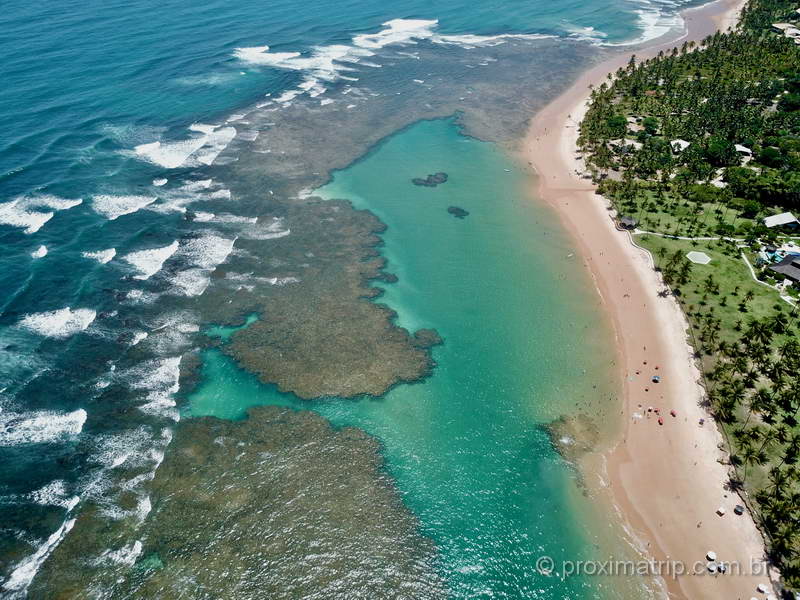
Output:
[
  {"xmin": 447, "ymin": 206, "xmax": 469, "ymax": 219},
  {"xmin": 412, "ymin": 172, "xmax": 448, "ymax": 187},
  {"xmin": 544, "ymin": 413, "xmax": 601, "ymax": 465},
  {"xmin": 27, "ymin": 407, "xmax": 445, "ymax": 600}
]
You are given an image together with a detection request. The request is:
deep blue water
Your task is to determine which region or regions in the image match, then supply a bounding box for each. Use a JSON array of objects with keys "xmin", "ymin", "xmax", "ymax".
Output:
[{"xmin": 0, "ymin": 0, "xmax": 700, "ymax": 596}]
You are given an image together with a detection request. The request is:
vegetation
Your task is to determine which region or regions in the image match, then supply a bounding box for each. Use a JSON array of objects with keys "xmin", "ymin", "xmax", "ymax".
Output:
[{"xmin": 580, "ymin": 0, "xmax": 800, "ymax": 589}]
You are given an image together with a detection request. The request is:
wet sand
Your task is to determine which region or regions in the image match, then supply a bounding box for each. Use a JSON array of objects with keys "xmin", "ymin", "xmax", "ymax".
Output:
[{"xmin": 522, "ymin": 0, "xmax": 777, "ymax": 597}]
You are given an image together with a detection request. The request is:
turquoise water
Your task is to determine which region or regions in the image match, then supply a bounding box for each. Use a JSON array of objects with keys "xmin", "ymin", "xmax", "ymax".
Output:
[
  {"xmin": 188, "ymin": 119, "xmax": 626, "ymax": 597},
  {"xmin": 0, "ymin": 0, "xmax": 700, "ymax": 595}
]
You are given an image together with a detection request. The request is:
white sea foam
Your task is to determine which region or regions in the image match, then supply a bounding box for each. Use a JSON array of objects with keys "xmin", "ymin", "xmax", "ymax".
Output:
[
  {"xmin": 134, "ymin": 137, "xmax": 208, "ymax": 169},
  {"xmin": 93, "ymin": 426, "xmax": 153, "ymax": 470},
  {"xmin": 0, "ymin": 409, "xmax": 87, "ymax": 446},
  {"xmin": 352, "ymin": 19, "xmax": 439, "ymax": 49},
  {"xmin": 180, "ymin": 178, "xmax": 214, "ymax": 191},
  {"xmin": 125, "ymin": 356, "xmax": 182, "ymax": 421},
  {"xmin": 191, "ymin": 211, "xmax": 256, "ymax": 224},
  {"xmin": 122, "ymin": 289, "xmax": 158, "ymax": 305},
  {"xmin": 28, "ymin": 481, "xmax": 79, "ymax": 511},
  {"xmin": 121, "ymin": 240, "xmax": 179, "ymax": 280},
  {"xmin": 2, "ymin": 517, "xmax": 76, "ymax": 595},
  {"xmin": 0, "ymin": 195, "xmax": 82, "ymax": 234},
  {"xmin": 147, "ymin": 179, "xmax": 231, "ymax": 214},
  {"xmin": 436, "ymin": 31, "xmax": 555, "ymax": 47},
  {"xmin": 234, "ymin": 44, "xmax": 371, "ymax": 81},
  {"xmin": 81, "ymin": 248, "xmax": 116, "ymax": 264},
  {"xmin": 180, "ymin": 234, "xmax": 236, "ymax": 269},
  {"xmin": 128, "ymin": 356, "xmax": 182, "ymax": 393},
  {"xmin": 30, "ymin": 245, "xmax": 47, "ymax": 259},
  {"xmin": 567, "ymin": 0, "xmax": 683, "ymax": 47},
  {"xmin": 100, "ymin": 540, "xmax": 143, "ymax": 566},
  {"xmin": 224, "ymin": 272, "xmax": 300, "ymax": 287},
  {"xmin": 143, "ymin": 312, "xmax": 199, "ymax": 353},
  {"xmin": 241, "ymin": 216, "xmax": 291, "ymax": 240},
  {"xmin": 210, "ymin": 188, "xmax": 232, "ymax": 199},
  {"xmin": 563, "ymin": 24, "xmax": 609, "ymax": 43},
  {"xmin": 136, "ymin": 495, "xmax": 152, "ymax": 521},
  {"xmin": 92, "ymin": 195, "xmax": 156, "ymax": 220},
  {"xmin": 19, "ymin": 308, "xmax": 96, "ymax": 338},
  {"xmin": 152, "ymin": 178, "xmax": 168, "ymax": 186},
  {"xmin": 131, "ymin": 331, "xmax": 148, "ymax": 346},
  {"xmin": 619, "ymin": 3, "xmax": 682, "ymax": 46},
  {"xmin": 133, "ymin": 124, "xmax": 236, "ymax": 169},
  {"xmin": 170, "ymin": 268, "xmax": 213, "ymax": 297},
  {"xmin": 194, "ymin": 126, "xmax": 237, "ymax": 165},
  {"xmin": 234, "ymin": 18, "xmax": 555, "ymax": 109},
  {"xmin": 353, "ymin": 18, "xmax": 554, "ymax": 49},
  {"xmin": 168, "ymin": 234, "xmax": 236, "ymax": 297}
]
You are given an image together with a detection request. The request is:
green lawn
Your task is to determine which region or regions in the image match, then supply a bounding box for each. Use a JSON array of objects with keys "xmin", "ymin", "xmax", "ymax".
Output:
[
  {"xmin": 607, "ymin": 186, "xmax": 756, "ymax": 238},
  {"xmin": 637, "ymin": 235, "xmax": 783, "ymax": 343}
]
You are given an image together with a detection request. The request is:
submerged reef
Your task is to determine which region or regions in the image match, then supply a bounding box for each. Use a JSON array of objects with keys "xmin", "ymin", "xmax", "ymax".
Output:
[
  {"xmin": 544, "ymin": 413, "xmax": 601, "ymax": 465},
  {"xmin": 447, "ymin": 206, "xmax": 469, "ymax": 219},
  {"xmin": 412, "ymin": 172, "xmax": 448, "ymax": 187},
  {"xmin": 191, "ymin": 196, "xmax": 438, "ymax": 399},
  {"xmin": 28, "ymin": 407, "xmax": 445, "ymax": 600}
]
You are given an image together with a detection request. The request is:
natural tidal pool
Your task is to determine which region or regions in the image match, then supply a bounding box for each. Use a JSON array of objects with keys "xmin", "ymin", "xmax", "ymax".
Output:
[{"xmin": 186, "ymin": 118, "xmax": 641, "ymax": 598}]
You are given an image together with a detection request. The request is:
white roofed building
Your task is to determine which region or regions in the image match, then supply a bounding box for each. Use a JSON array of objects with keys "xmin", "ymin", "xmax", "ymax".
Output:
[{"xmin": 764, "ymin": 212, "xmax": 799, "ymax": 229}]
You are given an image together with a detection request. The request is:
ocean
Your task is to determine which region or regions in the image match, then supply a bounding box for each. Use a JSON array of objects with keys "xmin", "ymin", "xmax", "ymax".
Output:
[{"xmin": 0, "ymin": 0, "xmax": 700, "ymax": 597}]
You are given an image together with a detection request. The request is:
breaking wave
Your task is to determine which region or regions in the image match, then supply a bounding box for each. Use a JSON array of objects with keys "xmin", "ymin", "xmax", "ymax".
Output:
[
  {"xmin": 0, "ymin": 409, "xmax": 87, "ymax": 446},
  {"xmin": 18, "ymin": 308, "xmax": 97, "ymax": 338},
  {"xmin": 133, "ymin": 124, "xmax": 237, "ymax": 169},
  {"xmin": 0, "ymin": 195, "xmax": 82, "ymax": 235},
  {"xmin": 121, "ymin": 241, "xmax": 180, "ymax": 280},
  {"xmin": 91, "ymin": 195, "xmax": 156, "ymax": 221}
]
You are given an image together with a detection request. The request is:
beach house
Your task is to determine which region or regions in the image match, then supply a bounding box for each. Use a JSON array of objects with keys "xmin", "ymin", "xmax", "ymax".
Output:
[
  {"xmin": 764, "ymin": 211, "xmax": 799, "ymax": 230},
  {"xmin": 769, "ymin": 255, "xmax": 800, "ymax": 284}
]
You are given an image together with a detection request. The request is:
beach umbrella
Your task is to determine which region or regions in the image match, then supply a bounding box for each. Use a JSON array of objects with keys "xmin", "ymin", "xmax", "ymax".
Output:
[
  {"xmin": 757, "ymin": 583, "xmax": 768, "ymax": 593},
  {"xmin": 706, "ymin": 551, "xmax": 717, "ymax": 561},
  {"xmin": 706, "ymin": 562, "xmax": 716, "ymax": 573}
]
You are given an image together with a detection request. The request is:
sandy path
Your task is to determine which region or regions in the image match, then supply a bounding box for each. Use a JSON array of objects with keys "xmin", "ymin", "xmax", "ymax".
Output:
[{"xmin": 522, "ymin": 0, "xmax": 777, "ymax": 598}]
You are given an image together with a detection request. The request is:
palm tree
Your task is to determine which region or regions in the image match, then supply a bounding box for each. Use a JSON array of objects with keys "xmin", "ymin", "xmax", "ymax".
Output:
[
  {"xmin": 655, "ymin": 246, "xmax": 668, "ymax": 268},
  {"xmin": 756, "ymin": 427, "xmax": 779, "ymax": 456},
  {"xmin": 744, "ymin": 388, "xmax": 773, "ymax": 427},
  {"xmin": 740, "ymin": 441, "xmax": 767, "ymax": 482}
]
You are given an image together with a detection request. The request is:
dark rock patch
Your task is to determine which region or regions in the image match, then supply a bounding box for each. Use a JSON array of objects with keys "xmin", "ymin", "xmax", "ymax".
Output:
[
  {"xmin": 447, "ymin": 206, "xmax": 469, "ymax": 219},
  {"xmin": 412, "ymin": 172, "xmax": 448, "ymax": 187}
]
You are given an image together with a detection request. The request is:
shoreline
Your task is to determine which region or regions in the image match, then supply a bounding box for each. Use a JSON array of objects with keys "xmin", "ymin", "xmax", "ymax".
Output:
[{"xmin": 522, "ymin": 0, "xmax": 776, "ymax": 598}]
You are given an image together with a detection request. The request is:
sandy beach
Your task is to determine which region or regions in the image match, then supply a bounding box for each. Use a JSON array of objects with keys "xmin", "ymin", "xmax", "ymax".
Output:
[{"xmin": 523, "ymin": 0, "xmax": 778, "ymax": 598}]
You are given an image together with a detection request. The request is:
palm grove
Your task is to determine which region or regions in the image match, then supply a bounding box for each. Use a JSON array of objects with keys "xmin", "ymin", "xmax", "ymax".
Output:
[{"xmin": 579, "ymin": 0, "xmax": 800, "ymax": 590}]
